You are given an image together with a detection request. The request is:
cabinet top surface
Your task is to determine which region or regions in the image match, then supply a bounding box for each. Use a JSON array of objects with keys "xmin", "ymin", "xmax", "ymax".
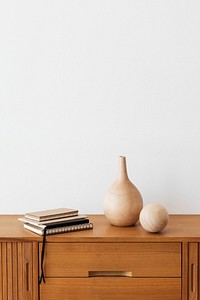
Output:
[{"xmin": 1, "ymin": 214, "xmax": 200, "ymax": 242}]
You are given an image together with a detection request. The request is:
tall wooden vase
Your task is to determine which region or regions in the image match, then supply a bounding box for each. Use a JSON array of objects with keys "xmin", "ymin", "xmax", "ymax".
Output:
[{"xmin": 104, "ymin": 156, "xmax": 143, "ymax": 226}]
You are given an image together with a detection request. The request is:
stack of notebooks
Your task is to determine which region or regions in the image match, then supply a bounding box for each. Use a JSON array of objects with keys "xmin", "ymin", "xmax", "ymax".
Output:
[{"xmin": 19, "ymin": 207, "xmax": 93, "ymax": 236}]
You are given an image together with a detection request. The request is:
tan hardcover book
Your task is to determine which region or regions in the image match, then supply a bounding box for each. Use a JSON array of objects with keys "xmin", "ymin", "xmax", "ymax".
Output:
[
  {"xmin": 18, "ymin": 214, "xmax": 88, "ymax": 226},
  {"xmin": 25, "ymin": 208, "xmax": 79, "ymax": 221}
]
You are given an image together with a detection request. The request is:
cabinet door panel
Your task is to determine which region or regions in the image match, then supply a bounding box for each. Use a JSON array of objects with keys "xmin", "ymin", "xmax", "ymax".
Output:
[
  {"xmin": 40, "ymin": 278, "xmax": 181, "ymax": 300},
  {"xmin": 0, "ymin": 242, "xmax": 38, "ymax": 300},
  {"xmin": 188, "ymin": 243, "xmax": 199, "ymax": 300}
]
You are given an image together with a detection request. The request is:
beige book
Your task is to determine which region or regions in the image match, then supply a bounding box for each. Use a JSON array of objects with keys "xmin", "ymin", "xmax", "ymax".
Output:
[
  {"xmin": 25, "ymin": 207, "xmax": 79, "ymax": 221},
  {"xmin": 18, "ymin": 214, "xmax": 88, "ymax": 227}
]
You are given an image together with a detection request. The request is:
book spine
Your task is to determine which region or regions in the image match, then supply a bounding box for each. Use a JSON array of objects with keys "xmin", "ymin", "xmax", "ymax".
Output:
[
  {"xmin": 24, "ymin": 224, "xmax": 43, "ymax": 235},
  {"xmin": 46, "ymin": 223, "xmax": 93, "ymax": 235}
]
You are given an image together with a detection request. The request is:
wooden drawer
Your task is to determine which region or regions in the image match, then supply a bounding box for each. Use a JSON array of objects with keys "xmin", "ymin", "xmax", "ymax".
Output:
[
  {"xmin": 40, "ymin": 278, "xmax": 181, "ymax": 300},
  {"xmin": 41, "ymin": 242, "xmax": 181, "ymax": 277}
]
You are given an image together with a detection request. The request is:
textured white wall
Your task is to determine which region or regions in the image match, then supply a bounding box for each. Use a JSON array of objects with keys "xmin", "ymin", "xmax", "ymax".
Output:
[{"xmin": 0, "ymin": 1, "xmax": 200, "ymax": 214}]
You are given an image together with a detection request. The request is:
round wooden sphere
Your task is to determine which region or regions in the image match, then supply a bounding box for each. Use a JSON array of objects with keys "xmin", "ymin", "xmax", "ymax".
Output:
[{"xmin": 139, "ymin": 203, "xmax": 169, "ymax": 233}]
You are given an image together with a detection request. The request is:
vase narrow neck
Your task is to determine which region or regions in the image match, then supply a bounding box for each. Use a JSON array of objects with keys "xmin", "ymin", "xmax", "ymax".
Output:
[{"xmin": 117, "ymin": 156, "xmax": 129, "ymax": 180}]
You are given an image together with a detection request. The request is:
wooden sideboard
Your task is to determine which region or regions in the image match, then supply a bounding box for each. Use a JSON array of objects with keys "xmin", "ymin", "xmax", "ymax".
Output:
[{"xmin": 0, "ymin": 214, "xmax": 200, "ymax": 300}]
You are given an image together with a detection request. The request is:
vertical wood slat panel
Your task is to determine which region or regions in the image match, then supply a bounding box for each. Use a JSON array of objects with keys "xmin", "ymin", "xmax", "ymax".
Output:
[
  {"xmin": 181, "ymin": 242, "xmax": 188, "ymax": 300},
  {"xmin": 18, "ymin": 242, "xmax": 23, "ymax": 300},
  {"xmin": 189, "ymin": 243, "xmax": 199, "ymax": 300},
  {"xmin": 0, "ymin": 241, "xmax": 36, "ymax": 300},
  {"xmin": 7, "ymin": 242, "xmax": 13, "ymax": 300},
  {"xmin": 2, "ymin": 243, "xmax": 7, "ymax": 300},
  {"xmin": 0, "ymin": 243, "xmax": 2, "ymax": 300},
  {"xmin": 33, "ymin": 242, "xmax": 39, "ymax": 300},
  {"xmin": 12, "ymin": 242, "xmax": 18, "ymax": 299}
]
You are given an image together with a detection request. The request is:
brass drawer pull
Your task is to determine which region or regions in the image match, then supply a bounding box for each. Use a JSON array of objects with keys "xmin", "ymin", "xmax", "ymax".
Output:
[{"xmin": 88, "ymin": 271, "xmax": 132, "ymax": 277}]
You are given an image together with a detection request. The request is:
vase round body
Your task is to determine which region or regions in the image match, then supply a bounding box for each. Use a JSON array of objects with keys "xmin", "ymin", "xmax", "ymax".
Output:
[{"xmin": 104, "ymin": 156, "xmax": 143, "ymax": 226}]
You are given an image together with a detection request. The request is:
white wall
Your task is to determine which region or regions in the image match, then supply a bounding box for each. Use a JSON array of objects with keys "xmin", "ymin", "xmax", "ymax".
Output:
[{"xmin": 0, "ymin": 0, "xmax": 200, "ymax": 214}]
